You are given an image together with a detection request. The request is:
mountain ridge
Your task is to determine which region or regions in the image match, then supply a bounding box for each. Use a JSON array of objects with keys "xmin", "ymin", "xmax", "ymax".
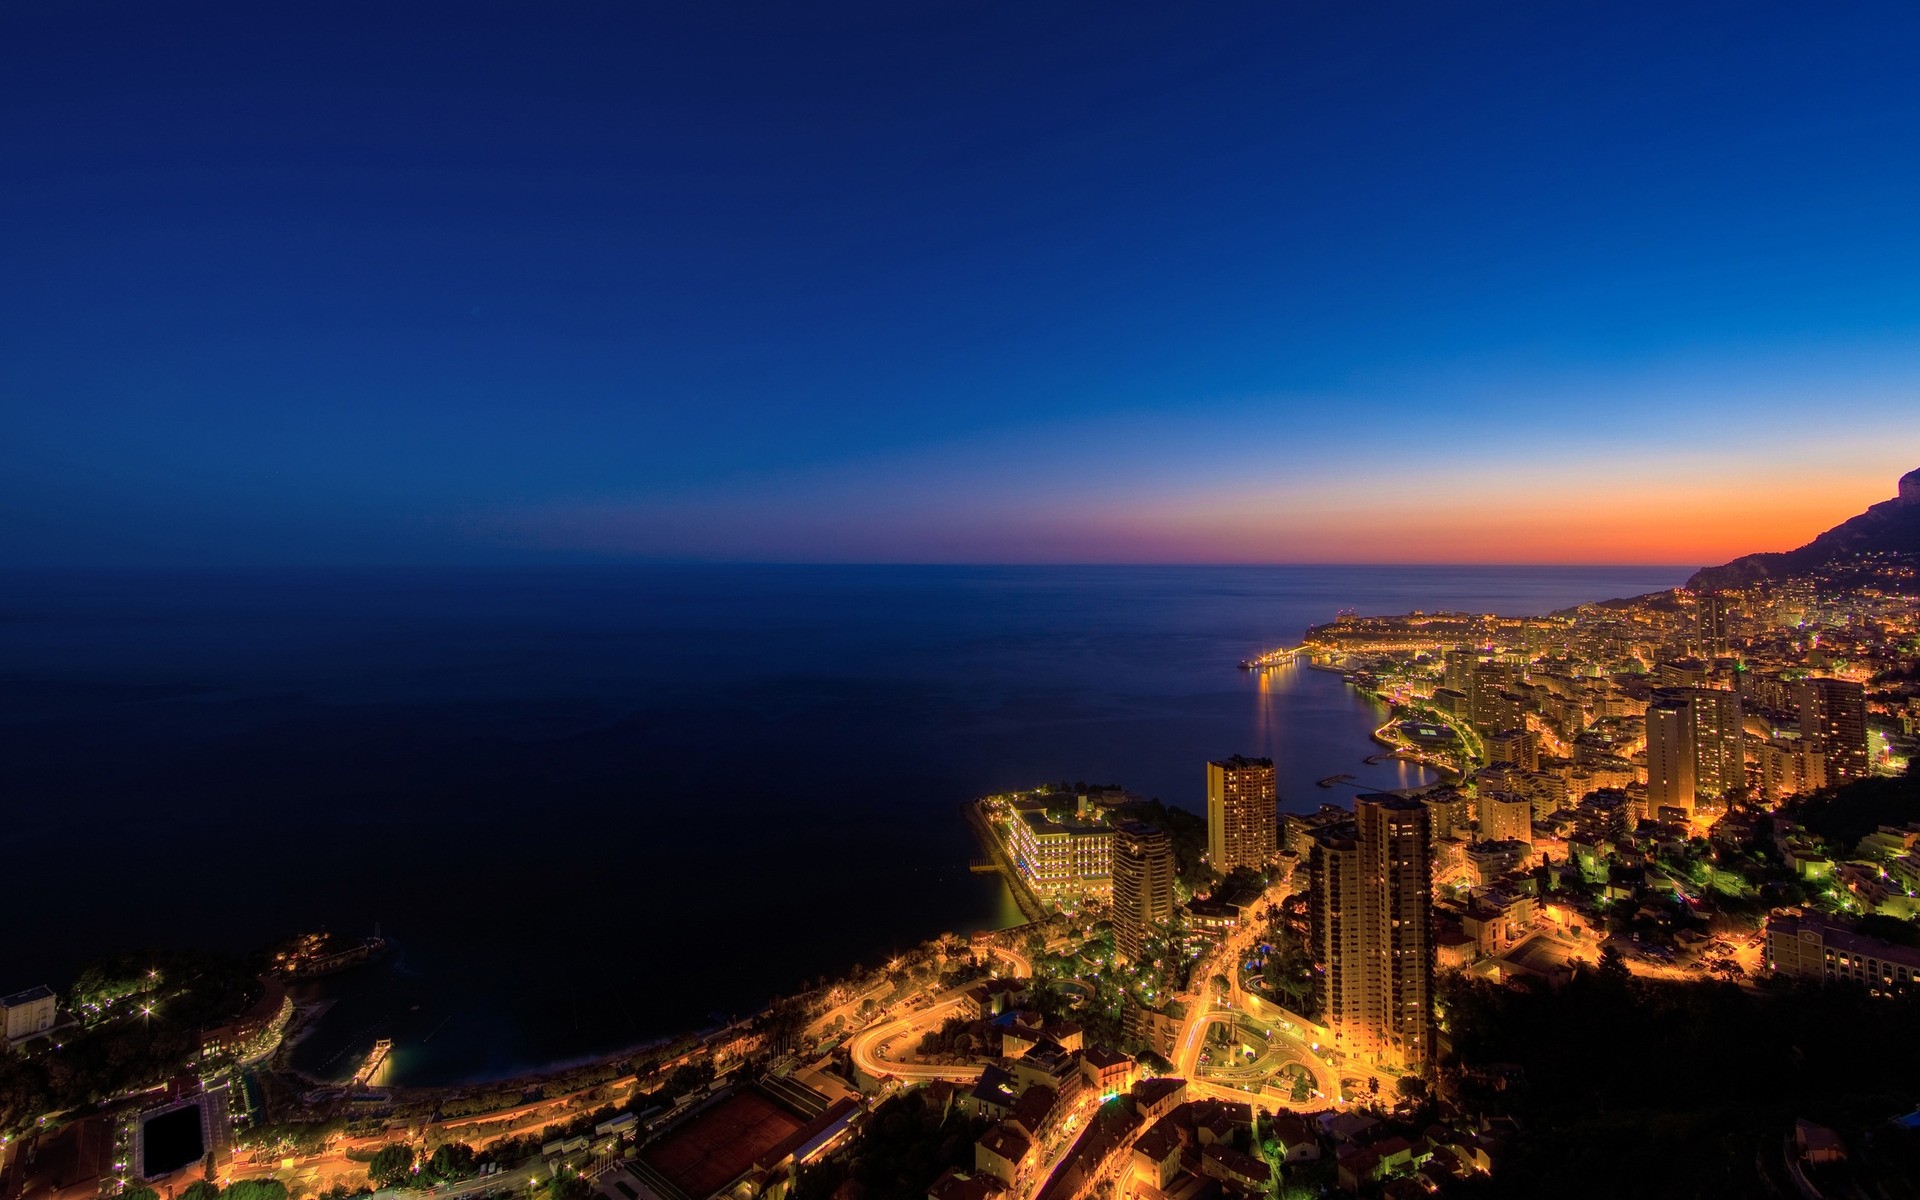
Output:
[{"xmin": 1688, "ymin": 466, "xmax": 1920, "ymax": 591}]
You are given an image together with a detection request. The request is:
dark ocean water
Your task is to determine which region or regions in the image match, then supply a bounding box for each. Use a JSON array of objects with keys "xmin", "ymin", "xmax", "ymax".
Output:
[{"xmin": 0, "ymin": 564, "xmax": 1684, "ymax": 1084}]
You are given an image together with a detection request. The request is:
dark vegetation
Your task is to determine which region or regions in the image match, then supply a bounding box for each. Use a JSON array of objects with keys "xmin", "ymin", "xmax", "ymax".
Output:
[
  {"xmin": 129, "ymin": 1182, "xmax": 289, "ymax": 1200},
  {"xmin": 790, "ymin": 1090, "xmax": 987, "ymax": 1200},
  {"xmin": 0, "ymin": 950, "xmax": 258, "ymax": 1132},
  {"xmin": 1443, "ymin": 967, "xmax": 1920, "ymax": 1198},
  {"xmin": 1790, "ymin": 767, "xmax": 1920, "ymax": 854}
]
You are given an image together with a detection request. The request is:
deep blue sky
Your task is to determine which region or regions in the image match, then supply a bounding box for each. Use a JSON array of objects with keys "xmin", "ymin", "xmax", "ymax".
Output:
[{"xmin": 5, "ymin": 1, "xmax": 1919, "ymax": 565}]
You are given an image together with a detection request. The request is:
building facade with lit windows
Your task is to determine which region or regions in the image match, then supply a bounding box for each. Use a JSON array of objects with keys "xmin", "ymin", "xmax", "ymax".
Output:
[
  {"xmin": 1768, "ymin": 913, "xmax": 1920, "ymax": 997},
  {"xmin": 1697, "ymin": 592, "xmax": 1732, "ymax": 658},
  {"xmin": 1684, "ymin": 687, "xmax": 1745, "ymax": 800},
  {"xmin": 1111, "ymin": 821, "xmax": 1175, "ymax": 962},
  {"xmin": 1008, "ymin": 809, "xmax": 1113, "ymax": 907},
  {"xmin": 1646, "ymin": 694, "xmax": 1697, "ymax": 818},
  {"xmin": 1206, "ymin": 755, "xmax": 1277, "ymax": 872},
  {"xmin": 1798, "ymin": 677, "xmax": 1869, "ymax": 785},
  {"xmin": 1478, "ymin": 791, "xmax": 1533, "ymax": 844},
  {"xmin": 1309, "ymin": 794, "xmax": 1435, "ymax": 1072},
  {"xmin": 1, "ymin": 986, "xmax": 57, "ymax": 1047}
]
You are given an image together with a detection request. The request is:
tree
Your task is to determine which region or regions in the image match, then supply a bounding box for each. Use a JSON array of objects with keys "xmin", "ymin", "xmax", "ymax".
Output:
[
  {"xmin": 1394, "ymin": 1075, "xmax": 1429, "ymax": 1104},
  {"xmin": 367, "ymin": 1144, "xmax": 415, "ymax": 1190},
  {"xmin": 1135, "ymin": 1050, "xmax": 1173, "ymax": 1076},
  {"xmin": 224, "ymin": 1181, "xmax": 290, "ymax": 1200},
  {"xmin": 184, "ymin": 1181, "xmax": 222, "ymax": 1200},
  {"xmin": 1216, "ymin": 866, "xmax": 1267, "ymax": 899},
  {"xmin": 123, "ymin": 1187, "xmax": 161, "ymax": 1200},
  {"xmin": 1596, "ymin": 942, "xmax": 1630, "ymax": 985},
  {"xmin": 424, "ymin": 1143, "xmax": 475, "ymax": 1183},
  {"xmin": 664, "ymin": 1061, "xmax": 713, "ymax": 1097},
  {"xmin": 1260, "ymin": 937, "xmax": 1317, "ymax": 1015},
  {"xmin": 548, "ymin": 1173, "xmax": 590, "ymax": 1200}
]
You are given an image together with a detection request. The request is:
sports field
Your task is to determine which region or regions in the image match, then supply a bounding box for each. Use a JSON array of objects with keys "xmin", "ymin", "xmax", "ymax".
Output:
[{"xmin": 637, "ymin": 1090, "xmax": 804, "ymax": 1200}]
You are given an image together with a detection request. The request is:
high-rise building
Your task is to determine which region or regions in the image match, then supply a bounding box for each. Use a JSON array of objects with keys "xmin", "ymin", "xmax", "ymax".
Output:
[
  {"xmin": 1310, "ymin": 795, "xmax": 1435, "ymax": 1071},
  {"xmin": 1687, "ymin": 687, "xmax": 1744, "ymax": 800},
  {"xmin": 1656, "ymin": 658, "xmax": 1709, "ymax": 688},
  {"xmin": 1574, "ymin": 789, "xmax": 1630, "ymax": 841},
  {"xmin": 1112, "ymin": 822, "xmax": 1175, "ymax": 962},
  {"xmin": 1645, "ymin": 695, "xmax": 1697, "ymax": 819},
  {"xmin": 1478, "ymin": 790, "xmax": 1533, "ymax": 844},
  {"xmin": 1442, "ymin": 649, "xmax": 1477, "ymax": 697},
  {"xmin": 1757, "ymin": 736, "xmax": 1824, "ymax": 803},
  {"xmin": 1418, "ymin": 787, "xmax": 1473, "ymax": 844},
  {"xmin": 1207, "ymin": 755, "xmax": 1277, "ymax": 873},
  {"xmin": 1797, "ymin": 678, "xmax": 1869, "ymax": 786},
  {"xmin": 1468, "ymin": 663, "xmax": 1518, "ymax": 734},
  {"xmin": 1472, "ymin": 691, "xmax": 1527, "ymax": 741},
  {"xmin": 1645, "ymin": 687, "xmax": 1744, "ymax": 818},
  {"xmin": 1697, "ymin": 593, "xmax": 1732, "ymax": 658}
]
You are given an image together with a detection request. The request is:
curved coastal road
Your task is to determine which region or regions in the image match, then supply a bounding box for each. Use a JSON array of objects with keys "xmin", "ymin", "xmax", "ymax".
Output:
[{"xmin": 850, "ymin": 945, "xmax": 1031, "ymax": 1084}]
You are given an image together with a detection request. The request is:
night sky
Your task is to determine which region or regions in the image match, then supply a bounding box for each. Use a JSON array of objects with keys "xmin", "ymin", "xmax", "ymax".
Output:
[{"xmin": 5, "ymin": 1, "xmax": 1919, "ymax": 566}]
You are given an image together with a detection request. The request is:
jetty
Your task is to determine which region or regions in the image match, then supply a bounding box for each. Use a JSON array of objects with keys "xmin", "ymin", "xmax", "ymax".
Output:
[
  {"xmin": 1239, "ymin": 644, "xmax": 1309, "ymax": 670},
  {"xmin": 350, "ymin": 1038, "xmax": 392, "ymax": 1087},
  {"xmin": 961, "ymin": 801, "xmax": 1048, "ymax": 923}
]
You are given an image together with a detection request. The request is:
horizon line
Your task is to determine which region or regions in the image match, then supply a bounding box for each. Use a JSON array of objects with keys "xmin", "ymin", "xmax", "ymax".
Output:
[{"xmin": 0, "ymin": 559, "xmax": 1704, "ymax": 573}]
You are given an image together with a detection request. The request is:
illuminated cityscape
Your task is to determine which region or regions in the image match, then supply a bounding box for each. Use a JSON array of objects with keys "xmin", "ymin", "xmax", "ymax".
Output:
[
  {"xmin": 6, "ymin": 4, "xmax": 1920, "ymax": 1200},
  {"xmin": 1, "ymin": 467, "xmax": 1913, "ymax": 1200}
]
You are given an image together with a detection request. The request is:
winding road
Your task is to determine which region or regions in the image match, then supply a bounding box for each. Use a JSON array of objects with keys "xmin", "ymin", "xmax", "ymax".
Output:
[
  {"xmin": 1170, "ymin": 877, "xmax": 1342, "ymax": 1109},
  {"xmin": 848, "ymin": 944, "xmax": 1032, "ymax": 1084}
]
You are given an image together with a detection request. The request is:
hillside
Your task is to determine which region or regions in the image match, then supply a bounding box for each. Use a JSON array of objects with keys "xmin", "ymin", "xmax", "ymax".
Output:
[{"xmin": 1688, "ymin": 466, "xmax": 1920, "ymax": 591}]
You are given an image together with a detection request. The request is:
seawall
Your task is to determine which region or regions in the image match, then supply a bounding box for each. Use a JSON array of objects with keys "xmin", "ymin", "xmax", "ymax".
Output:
[{"xmin": 961, "ymin": 801, "xmax": 1049, "ymax": 924}]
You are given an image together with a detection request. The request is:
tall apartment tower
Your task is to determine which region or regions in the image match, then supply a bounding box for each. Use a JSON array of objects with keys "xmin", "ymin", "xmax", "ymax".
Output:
[
  {"xmin": 1647, "ymin": 687, "xmax": 1745, "ymax": 816},
  {"xmin": 1112, "ymin": 822, "xmax": 1175, "ymax": 962},
  {"xmin": 1442, "ymin": 649, "xmax": 1477, "ymax": 697},
  {"xmin": 1309, "ymin": 795, "xmax": 1435, "ymax": 1072},
  {"xmin": 1798, "ymin": 678, "xmax": 1869, "ymax": 785},
  {"xmin": 1698, "ymin": 593, "xmax": 1732, "ymax": 657},
  {"xmin": 1645, "ymin": 696, "xmax": 1697, "ymax": 819},
  {"xmin": 1687, "ymin": 688, "xmax": 1745, "ymax": 800},
  {"xmin": 1207, "ymin": 755, "xmax": 1278, "ymax": 872},
  {"xmin": 1468, "ymin": 663, "xmax": 1517, "ymax": 734}
]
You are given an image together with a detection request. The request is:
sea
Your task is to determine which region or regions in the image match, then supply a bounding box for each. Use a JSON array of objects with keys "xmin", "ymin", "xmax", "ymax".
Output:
[{"xmin": 0, "ymin": 564, "xmax": 1685, "ymax": 1085}]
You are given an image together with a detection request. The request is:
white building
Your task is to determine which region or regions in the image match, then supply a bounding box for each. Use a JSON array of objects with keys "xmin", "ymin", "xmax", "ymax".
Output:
[{"xmin": 3, "ymin": 986, "xmax": 57, "ymax": 1046}]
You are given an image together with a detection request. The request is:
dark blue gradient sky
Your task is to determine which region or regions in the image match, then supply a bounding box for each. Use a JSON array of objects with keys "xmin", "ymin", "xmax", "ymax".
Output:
[{"xmin": 5, "ymin": 1, "xmax": 1919, "ymax": 565}]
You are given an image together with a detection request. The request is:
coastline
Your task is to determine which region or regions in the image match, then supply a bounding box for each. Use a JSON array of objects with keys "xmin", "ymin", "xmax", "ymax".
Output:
[
  {"xmin": 961, "ymin": 801, "xmax": 1048, "ymax": 924},
  {"xmin": 11, "ymin": 565, "xmax": 1699, "ymax": 1126},
  {"xmin": 369, "ymin": 652, "xmax": 1428, "ymax": 1096}
]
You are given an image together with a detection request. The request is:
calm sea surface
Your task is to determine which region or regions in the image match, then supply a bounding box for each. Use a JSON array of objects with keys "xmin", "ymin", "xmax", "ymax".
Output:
[{"xmin": 0, "ymin": 564, "xmax": 1684, "ymax": 1083}]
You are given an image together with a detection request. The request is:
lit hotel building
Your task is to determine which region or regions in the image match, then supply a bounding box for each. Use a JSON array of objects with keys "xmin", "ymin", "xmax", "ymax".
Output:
[
  {"xmin": 1008, "ymin": 809, "xmax": 1113, "ymax": 907},
  {"xmin": 1207, "ymin": 755, "xmax": 1277, "ymax": 872}
]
